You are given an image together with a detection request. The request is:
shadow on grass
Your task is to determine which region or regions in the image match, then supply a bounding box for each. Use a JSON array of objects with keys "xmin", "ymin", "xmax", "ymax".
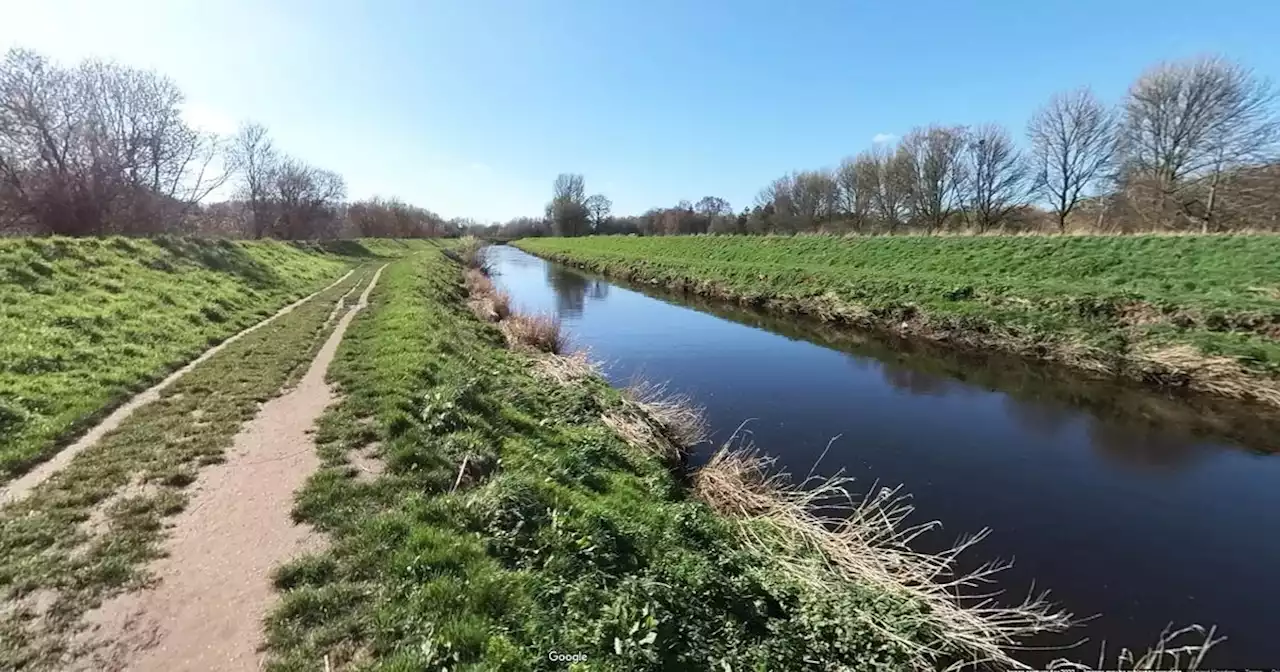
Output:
[
  {"xmin": 152, "ymin": 236, "xmax": 290, "ymax": 289},
  {"xmin": 290, "ymin": 240, "xmax": 381, "ymax": 258}
]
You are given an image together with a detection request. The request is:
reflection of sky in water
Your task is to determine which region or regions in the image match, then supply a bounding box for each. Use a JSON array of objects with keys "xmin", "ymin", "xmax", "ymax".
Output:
[{"xmin": 489, "ymin": 245, "xmax": 1280, "ymax": 668}]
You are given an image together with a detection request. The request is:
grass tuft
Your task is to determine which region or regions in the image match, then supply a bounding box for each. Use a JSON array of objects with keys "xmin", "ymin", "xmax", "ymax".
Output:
[
  {"xmin": 621, "ymin": 380, "xmax": 709, "ymax": 451},
  {"xmin": 499, "ymin": 312, "xmax": 567, "ymax": 353},
  {"xmin": 462, "ymin": 268, "xmax": 511, "ymax": 322},
  {"xmin": 533, "ymin": 350, "xmax": 599, "ymax": 385}
]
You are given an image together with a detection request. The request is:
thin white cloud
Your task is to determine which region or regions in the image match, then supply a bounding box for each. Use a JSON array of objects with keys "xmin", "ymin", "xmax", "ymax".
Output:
[{"xmin": 871, "ymin": 132, "xmax": 896, "ymax": 144}]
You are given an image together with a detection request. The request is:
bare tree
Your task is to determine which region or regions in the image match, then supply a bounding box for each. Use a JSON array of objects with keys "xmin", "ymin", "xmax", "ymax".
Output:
[
  {"xmin": 273, "ymin": 159, "xmax": 345, "ymax": 239},
  {"xmin": 78, "ymin": 59, "xmax": 229, "ymax": 232},
  {"xmin": 584, "ymin": 193, "xmax": 611, "ymax": 231},
  {"xmin": 1122, "ymin": 55, "xmax": 1280, "ymax": 231},
  {"xmin": 867, "ymin": 143, "xmax": 912, "ymax": 231},
  {"xmin": 347, "ymin": 196, "xmax": 446, "ymax": 238},
  {"xmin": 546, "ymin": 173, "xmax": 589, "ymax": 236},
  {"xmin": 229, "ymin": 123, "xmax": 278, "ymax": 238},
  {"xmin": 795, "ymin": 169, "xmax": 839, "ymax": 229},
  {"xmin": 965, "ymin": 124, "xmax": 1028, "ymax": 232},
  {"xmin": 0, "ymin": 48, "xmax": 80, "ymax": 233},
  {"xmin": 0, "ymin": 48, "xmax": 234, "ymax": 235},
  {"xmin": 1028, "ymin": 87, "xmax": 1118, "ymax": 232},
  {"xmin": 695, "ymin": 195, "xmax": 734, "ymax": 234},
  {"xmin": 694, "ymin": 195, "xmax": 729, "ymax": 219},
  {"xmin": 901, "ymin": 125, "xmax": 969, "ymax": 231},
  {"xmin": 836, "ymin": 154, "xmax": 875, "ymax": 231}
]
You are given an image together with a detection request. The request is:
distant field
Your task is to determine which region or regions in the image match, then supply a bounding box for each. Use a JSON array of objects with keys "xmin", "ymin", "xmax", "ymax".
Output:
[
  {"xmin": 0, "ymin": 236, "xmax": 430, "ymax": 482},
  {"xmin": 516, "ymin": 234, "xmax": 1280, "ymax": 404}
]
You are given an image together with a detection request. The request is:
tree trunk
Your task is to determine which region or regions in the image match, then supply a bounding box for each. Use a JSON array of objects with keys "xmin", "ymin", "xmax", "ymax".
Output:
[{"xmin": 1202, "ymin": 168, "xmax": 1220, "ymax": 234}]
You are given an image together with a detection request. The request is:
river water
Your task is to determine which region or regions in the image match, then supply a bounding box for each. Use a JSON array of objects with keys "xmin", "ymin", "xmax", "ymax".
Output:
[{"xmin": 488, "ymin": 245, "xmax": 1280, "ymax": 668}]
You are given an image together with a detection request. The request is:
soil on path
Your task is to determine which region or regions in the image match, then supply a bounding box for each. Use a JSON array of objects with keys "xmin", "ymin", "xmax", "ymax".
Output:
[
  {"xmin": 0, "ymin": 270, "xmax": 357, "ymax": 507},
  {"xmin": 73, "ymin": 264, "xmax": 387, "ymax": 672}
]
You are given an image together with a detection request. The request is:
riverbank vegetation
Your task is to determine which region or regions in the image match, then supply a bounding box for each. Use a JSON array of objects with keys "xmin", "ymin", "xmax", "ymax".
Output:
[
  {"xmin": 0, "ymin": 237, "xmax": 434, "ymax": 482},
  {"xmin": 261, "ymin": 246, "xmax": 1216, "ymax": 670},
  {"xmin": 475, "ymin": 53, "xmax": 1279, "ymax": 240},
  {"xmin": 516, "ymin": 235, "xmax": 1280, "ymax": 408},
  {"xmin": 619, "ymin": 278, "xmax": 1280, "ymax": 454}
]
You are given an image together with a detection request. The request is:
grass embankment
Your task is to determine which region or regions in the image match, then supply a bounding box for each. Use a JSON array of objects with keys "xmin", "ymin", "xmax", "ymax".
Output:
[
  {"xmin": 0, "ymin": 236, "xmax": 428, "ymax": 482},
  {"xmin": 0, "ymin": 264, "xmax": 384, "ymax": 669},
  {"xmin": 516, "ymin": 235, "xmax": 1280, "ymax": 407},
  {"xmin": 260, "ymin": 248, "xmax": 1092, "ymax": 671}
]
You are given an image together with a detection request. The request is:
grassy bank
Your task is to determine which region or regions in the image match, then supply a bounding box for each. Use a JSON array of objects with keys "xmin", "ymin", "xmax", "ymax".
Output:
[
  {"xmin": 261, "ymin": 248, "xmax": 1094, "ymax": 671},
  {"xmin": 0, "ymin": 267, "xmax": 376, "ymax": 668},
  {"xmin": 515, "ymin": 235, "xmax": 1280, "ymax": 407},
  {"xmin": 0, "ymin": 236, "xmax": 427, "ymax": 482}
]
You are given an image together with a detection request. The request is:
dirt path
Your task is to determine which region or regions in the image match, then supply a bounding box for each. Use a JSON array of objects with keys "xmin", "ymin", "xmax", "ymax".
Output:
[
  {"xmin": 0, "ymin": 270, "xmax": 357, "ymax": 508},
  {"xmin": 73, "ymin": 264, "xmax": 387, "ymax": 672}
]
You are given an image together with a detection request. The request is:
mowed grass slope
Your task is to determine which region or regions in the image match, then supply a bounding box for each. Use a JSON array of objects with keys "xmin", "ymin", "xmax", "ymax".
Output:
[
  {"xmin": 517, "ymin": 235, "xmax": 1280, "ymax": 402},
  {"xmin": 0, "ymin": 237, "xmax": 421, "ymax": 482},
  {"xmin": 0, "ymin": 268, "xmax": 373, "ymax": 669}
]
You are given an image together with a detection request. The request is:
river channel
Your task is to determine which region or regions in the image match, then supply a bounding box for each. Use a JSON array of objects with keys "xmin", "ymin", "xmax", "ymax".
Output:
[{"xmin": 488, "ymin": 244, "xmax": 1280, "ymax": 668}]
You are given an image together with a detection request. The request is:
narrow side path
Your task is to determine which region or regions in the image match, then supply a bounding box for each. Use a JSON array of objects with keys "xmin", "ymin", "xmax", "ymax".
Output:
[
  {"xmin": 0, "ymin": 269, "xmax": 357, "ymax": 508},
  {"xmin": 76, "ymin": 264, "xmax": 387, "ymax": 672}
]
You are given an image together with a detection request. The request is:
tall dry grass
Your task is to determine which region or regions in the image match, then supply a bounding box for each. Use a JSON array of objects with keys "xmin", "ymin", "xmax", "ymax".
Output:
[
  {"xmin": 463, "ymin": 268, "xmax": 511, "ymax": 322},
  {"xmin": 1048, "ymin": 624, "xmax": 1222, "ymax": 671},
  {"xmin": 692, "ymin": 438, "xmax": 1073, "ymax": 671},
  {"xmin": 621, "ymin": 380, "xmax": 709, "ymax": 449},
  {"xmin": 499, "ymin": 313, "xmax": 566, "ymax": 354}
]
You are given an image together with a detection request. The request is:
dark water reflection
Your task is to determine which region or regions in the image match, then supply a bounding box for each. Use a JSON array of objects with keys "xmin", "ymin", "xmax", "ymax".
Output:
[
  {"xmin": 488, "ymin": 245, "xmax": 1280, "ymax": 668},
  {"xmin": 544, "ymin": 265, "xmax": 609, "ymax": 318}
]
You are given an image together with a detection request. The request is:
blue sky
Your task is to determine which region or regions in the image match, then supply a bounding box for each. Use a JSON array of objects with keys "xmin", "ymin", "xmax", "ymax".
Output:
[{"xmin": 4, "ymin": 0, "xmax": 1278, "ymax": 222}]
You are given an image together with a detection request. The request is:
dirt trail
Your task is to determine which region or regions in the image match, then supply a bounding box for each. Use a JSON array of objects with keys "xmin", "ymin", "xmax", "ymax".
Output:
[
  {"xmin": 0, "ymin": 270, "xmax": 356, "ymax": 508},
  {"xmin": 74, "ymin": 264, "xmax": 387, "ymax": 672}
]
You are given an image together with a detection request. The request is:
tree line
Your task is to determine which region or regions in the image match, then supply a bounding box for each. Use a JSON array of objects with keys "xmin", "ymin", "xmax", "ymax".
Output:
[
  {"xmin": 483, "ymin": 53, "xmax": 1279, "ymax": 238},
  {"xmin": 0, "ymin": 48, "xmax": 457, "ymax": 239}
]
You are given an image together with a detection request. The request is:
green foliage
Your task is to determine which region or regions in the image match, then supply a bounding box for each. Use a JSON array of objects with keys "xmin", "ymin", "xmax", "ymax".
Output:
[
  {"xmin": 265, "ymin": 251, "xmax": 933, "ymax": 670},
  {"xmin": 0, "ymin": 236, "xmax": 431, "ymax": 482},
  {"xmin": 516, "ymin": 234, "xmax": 1280, "ymax": 378}
]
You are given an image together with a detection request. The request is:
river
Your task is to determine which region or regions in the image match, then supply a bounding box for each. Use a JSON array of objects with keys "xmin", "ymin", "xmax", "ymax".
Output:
[{"xmin": 488, "ymin": 244, "xmax": 1280, "ymax": 668}]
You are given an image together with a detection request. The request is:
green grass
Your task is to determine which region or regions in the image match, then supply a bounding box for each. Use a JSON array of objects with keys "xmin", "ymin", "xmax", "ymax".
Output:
[
  {"xmin": 516, "ymin": 234, "xmax": 1280, "ymax": 398},
  {"xmin": 263, "ymin": 250, "xmax": 944, "ymax": 671},
  {"xmin": 0, "ymin": 236, "xmax": 431, "ymax": 482},
  {"xmin": 0, "ymin": 267, "xmax": 377, "ymax": 669}
]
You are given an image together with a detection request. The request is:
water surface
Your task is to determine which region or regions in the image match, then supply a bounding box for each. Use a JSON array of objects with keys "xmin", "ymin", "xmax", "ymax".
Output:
[{"xmin": 489, "ymin": 245, "xmax": 1280, "ymax": 668}]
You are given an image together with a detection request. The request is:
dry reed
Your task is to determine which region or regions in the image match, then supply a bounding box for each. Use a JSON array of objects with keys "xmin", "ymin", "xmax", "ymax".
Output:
[
  {"xmin": 621, "ymin": 380, "xmax": 709, "ymax": 449},
  {"xmin": 499, "ymin": 313, "xmax": 567, "ymax": 354},
  {"xmin": 533, "ymin": 350, "xmax": 598, "ymax": 384},
  {"xmin": 1141, "ymin": 345, "xmax": 1280, "ymax": 406},
  {"xmin": 692, "ymin": 436, "xmax": 1075, "ymax": 671},
  {"xmin": 1048, "ymin": 624, "xmax": 1222, "ymax": 671},
  {"xmin": 463, "ymin": 268, "xmax": 511, "ymax": 322}
]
